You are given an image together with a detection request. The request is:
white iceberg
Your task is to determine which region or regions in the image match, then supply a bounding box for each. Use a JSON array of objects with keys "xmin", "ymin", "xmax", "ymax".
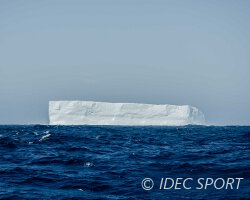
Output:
[{"xmin": 49, "ymin": 101, "xmax": 205, "ymax": 126}]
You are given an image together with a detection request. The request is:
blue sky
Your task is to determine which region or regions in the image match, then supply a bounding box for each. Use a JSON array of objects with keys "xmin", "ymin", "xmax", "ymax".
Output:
[{"xmin": 0, "ymin": 0, "xmax": 250, "ymax": 125}]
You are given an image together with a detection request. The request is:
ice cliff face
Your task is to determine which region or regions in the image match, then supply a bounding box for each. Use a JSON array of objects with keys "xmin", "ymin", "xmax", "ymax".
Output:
[{"xmin": 49, "ymin": 101, "xmax": 205, "ymax": 126}]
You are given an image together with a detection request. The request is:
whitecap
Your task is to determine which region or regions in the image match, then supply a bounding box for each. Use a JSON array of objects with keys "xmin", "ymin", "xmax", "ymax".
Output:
[
  {"xmin": 33, "ymin": 132, "xmax": 39, "ymax": 136},
  {"xmin": 39, "ymin": 134, "xmax": 51, "ymax": 142},
  {"xmin": 85, "ymin": 162, "xmax": 93, "ymax": 167},
  {"xmin": 96, "ymin": 135, "xmax": 101, "ymax": 140}
]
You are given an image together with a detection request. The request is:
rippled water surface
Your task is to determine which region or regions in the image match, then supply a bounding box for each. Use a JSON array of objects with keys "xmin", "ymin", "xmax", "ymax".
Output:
[{"xmin": 0, "ymin": 125, "xmax": 249, "ymax": 199}]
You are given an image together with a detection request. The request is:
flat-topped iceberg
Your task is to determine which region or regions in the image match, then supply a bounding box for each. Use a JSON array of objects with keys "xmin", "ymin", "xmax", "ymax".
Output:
[{"xmin": 49, "ymin": 101, "xmax": 205, "ymax": 126}]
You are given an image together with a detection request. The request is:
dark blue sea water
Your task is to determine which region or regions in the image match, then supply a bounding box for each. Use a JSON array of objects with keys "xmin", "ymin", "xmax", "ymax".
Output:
[{"xmin": 0, "ymin": 125, "xmax": 249, "ymax": 199}]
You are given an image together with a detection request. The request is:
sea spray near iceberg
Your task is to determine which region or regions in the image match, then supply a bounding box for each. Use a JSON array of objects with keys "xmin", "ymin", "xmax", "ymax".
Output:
[{"xmin": 49, "ymin": 101, "xmax": 205, "ymax": 125}]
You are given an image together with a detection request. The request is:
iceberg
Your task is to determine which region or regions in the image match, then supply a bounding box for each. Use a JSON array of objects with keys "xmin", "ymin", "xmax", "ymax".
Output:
[{"xmin": 49, "ymin": 101, "xmax": 205, "ymax": 126}]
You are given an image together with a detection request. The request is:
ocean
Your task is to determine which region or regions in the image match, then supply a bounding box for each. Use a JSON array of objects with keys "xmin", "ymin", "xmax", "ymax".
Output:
[{"xmin": 0, "ymin": 125, "xmax": 249, "ymax": 199}]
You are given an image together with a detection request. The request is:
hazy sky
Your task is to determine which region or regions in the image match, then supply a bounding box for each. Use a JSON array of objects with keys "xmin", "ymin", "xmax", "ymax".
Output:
[{"xmin": 0, "ymin": 0, "xmax": 250, "ymax": 125}]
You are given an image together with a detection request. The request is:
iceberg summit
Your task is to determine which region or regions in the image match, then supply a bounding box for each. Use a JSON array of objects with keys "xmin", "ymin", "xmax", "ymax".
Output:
[{"xmin": 49, "ymin": 101, "xmax": 205, "ymax": 126}]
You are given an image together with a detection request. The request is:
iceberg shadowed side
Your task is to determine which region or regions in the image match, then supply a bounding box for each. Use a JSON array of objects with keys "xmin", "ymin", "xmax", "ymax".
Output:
[{"xmin": 49, "ymin": 101, "xmax": 205, "ymax": 126}]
